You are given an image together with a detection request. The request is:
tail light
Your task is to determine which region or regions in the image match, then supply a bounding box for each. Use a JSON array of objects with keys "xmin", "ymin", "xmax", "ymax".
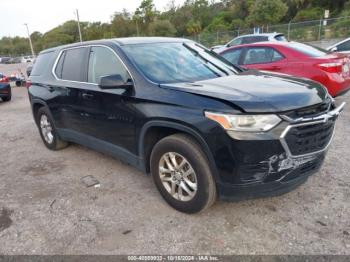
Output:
[
  {"xmin": 316, "ymin": 62, "xmax": 343, "ymax": 73},
  {"xmin": 25, "ymin": 80, "xmax": 32, "ymax": 88},
  {"xmin": 0, "ymin": 76, "xmax": 9, "ymax": 83}
]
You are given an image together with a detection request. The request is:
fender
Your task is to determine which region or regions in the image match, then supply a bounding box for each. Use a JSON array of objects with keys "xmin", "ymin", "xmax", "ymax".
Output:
[
  {"xmin": 30, "ymin": 98, "xmax": 63, "ymax": 137},
  {"xmin": 138, "ymin": 120, "xmax": 220, "ymax": 181}
]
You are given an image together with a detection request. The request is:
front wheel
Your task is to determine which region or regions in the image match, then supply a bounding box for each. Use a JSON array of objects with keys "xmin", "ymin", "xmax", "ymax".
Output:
[{"xmin": 150, "ymin": 134, "xmax": 216, "ymax": 213}]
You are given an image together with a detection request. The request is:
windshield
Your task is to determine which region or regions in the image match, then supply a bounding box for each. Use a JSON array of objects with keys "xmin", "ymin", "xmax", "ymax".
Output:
[
  {"xmin": 122, "ymin": 42, "xmax": 238, "ymax": 84},
  {"xmin": 288, "ymin": 42, "xmax": 329, "ymax": 57}
]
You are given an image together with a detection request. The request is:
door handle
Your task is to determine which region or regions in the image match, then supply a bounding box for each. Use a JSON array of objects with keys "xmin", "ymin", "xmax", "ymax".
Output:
[{"xmin": 82, "ymin": 93, "xmax": 94, "ymax": 99}]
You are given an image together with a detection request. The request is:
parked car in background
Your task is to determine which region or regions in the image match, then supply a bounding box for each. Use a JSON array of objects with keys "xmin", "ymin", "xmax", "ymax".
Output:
[
  {"xmin": 21, "ymin": 55, "xmax": 35, "ymax": 63},
  {"xmin": 212, "ymin": 33, "xmax": 287, "ymax": 53},
  {"xmin": 220, "ymin": 41, "xmax": 350, "ymax": 97},
  {"xmin": 28, "ymin": 37, "xmax": 345, "ymax": 213},
  {"xmin": 0, "ymin": 57, "xmax": 11, "ymax": 64},
  {"xmin": 12, "ymin": 57, "xmax": 22, "ymax": 64},
  {"xmin": 327, "ymin": 37, "xmax": 350, "ymax": 54},
  {"xmin": 26, "ymin": 58, "xmax": 36, "ymax": 77},
  {"xmin": 0, "ymin": 73, "xmax": 11, "ymax": 101}
]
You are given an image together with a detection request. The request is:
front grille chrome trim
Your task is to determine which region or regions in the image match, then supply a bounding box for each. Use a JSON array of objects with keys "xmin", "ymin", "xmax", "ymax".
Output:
[{"xmin": 279, "ymin": 102, "xmax": 345, "ymax": 158}]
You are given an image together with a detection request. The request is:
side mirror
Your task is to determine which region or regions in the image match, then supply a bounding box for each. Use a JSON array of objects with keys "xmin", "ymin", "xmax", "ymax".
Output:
[
  {"xmin": 330, "ymin": 47, "xmax": 338, "ymax": 52},
  {"xmin": 99, "ymin": 74, "xmax": 133, "ymax": 89}
]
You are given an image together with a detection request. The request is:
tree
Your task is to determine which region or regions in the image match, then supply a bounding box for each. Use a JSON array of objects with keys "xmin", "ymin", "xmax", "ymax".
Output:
[
  {"xmin": 247, "ymin": 0, "xmax": 288, "ymax": 26},
  {"xmin": 148, "ymin": 19, "xmax": 177, "ymax": 36},
  {"xmin": 111, "ymin": 10, "xmax": 136, "ymax": 37}
]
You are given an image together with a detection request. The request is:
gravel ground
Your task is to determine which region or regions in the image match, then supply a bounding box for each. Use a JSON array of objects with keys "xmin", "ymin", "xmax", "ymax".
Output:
[{"xmin": 0, "ymin": 64, "xmax": 349, "ymax": 255}]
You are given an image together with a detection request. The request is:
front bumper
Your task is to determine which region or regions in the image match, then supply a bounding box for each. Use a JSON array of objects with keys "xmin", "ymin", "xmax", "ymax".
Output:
[{"xmin": 212, "ymin": 102, "xmax": 345, "ymax": 201}]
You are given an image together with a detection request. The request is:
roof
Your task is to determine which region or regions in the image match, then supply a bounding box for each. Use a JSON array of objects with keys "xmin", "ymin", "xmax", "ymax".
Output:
[{"xmin": 40, "ymin": 37, "xmax": 191, "ymax": 54}]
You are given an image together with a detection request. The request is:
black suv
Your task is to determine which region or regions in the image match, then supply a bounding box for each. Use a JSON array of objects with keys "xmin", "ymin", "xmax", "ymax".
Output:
[{"xmin": 28, "ymin": 37, "xmax": 345, "ymax": 213}]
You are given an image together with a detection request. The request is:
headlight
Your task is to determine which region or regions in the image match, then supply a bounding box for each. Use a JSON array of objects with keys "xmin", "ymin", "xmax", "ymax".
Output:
[{"xmin": 205, "ymin": 111, "xmax": 281, "ymax": 132}]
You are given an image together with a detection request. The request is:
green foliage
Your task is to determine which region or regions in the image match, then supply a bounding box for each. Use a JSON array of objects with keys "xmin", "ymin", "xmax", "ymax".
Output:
[
  {"xmin": 247, "ymin": 0, "xmax": 288, "ymax": 26},
  {"xmin": 294, "ymin": 7, "xmax": 323, "ymax": 21},
  {"xmin": 1, "ymin": 0, "xmax": 350, "ymax": 56},
  {"xmin": 148, "ymin": 19, "xmax": 177, "ymax": 36}
]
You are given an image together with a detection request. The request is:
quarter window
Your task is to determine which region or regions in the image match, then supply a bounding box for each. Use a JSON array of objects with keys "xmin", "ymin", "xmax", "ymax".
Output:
[
  {"xmin": 243, "ymin": 47, "xmax": 284, "ymax": 65},
  {"xmin": 88, "ymin": 46, "xmax": 130, "ymax": 84},
  {"xmin": 31, "ymin": 51, "xmax": 54, "ymax": 76}
]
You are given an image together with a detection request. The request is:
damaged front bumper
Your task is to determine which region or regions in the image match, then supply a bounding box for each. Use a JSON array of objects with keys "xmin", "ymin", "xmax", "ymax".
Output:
[{"xmin": 216, "ymin": 102, "xmax": 345, "ymax": 201}]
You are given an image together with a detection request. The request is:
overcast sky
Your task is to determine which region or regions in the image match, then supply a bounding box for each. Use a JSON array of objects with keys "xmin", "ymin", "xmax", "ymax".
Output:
[{"xmin": 0, "ymin": 0, "xmax": 186, "ymax": 38}]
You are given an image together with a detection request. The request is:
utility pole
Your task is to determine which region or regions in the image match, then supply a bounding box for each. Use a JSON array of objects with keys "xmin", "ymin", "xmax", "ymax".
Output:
[
  {"xmin": 24, "ymin": 23, "xmax": 35, "ymax": 57},
  {"xmin": 75, "ymin": 9, "xmax": 83, "ymax": 42}
]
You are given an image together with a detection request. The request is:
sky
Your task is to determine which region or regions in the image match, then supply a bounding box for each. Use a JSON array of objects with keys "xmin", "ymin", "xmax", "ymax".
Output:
[{"xmin": 0, "ymin": 0, "xmax": 186, "ymax": 38}]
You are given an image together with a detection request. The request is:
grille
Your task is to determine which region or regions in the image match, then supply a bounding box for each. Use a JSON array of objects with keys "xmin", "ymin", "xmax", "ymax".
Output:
[
  {"xmin": 285, "ymin": 98, "xmax": 332, "ymax": 119},
  {"xmin": 284, "ymin": 120, "xmax": 335, "ymax": 156}
]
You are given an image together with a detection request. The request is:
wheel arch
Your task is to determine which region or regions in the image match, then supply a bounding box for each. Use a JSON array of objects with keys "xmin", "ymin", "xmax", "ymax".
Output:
[
  {"xmin": 31, "ymin": 99, "xmax": 55, "ymax": 127},
  {"xmin": 139, "ymin": 120, "xmax": 219, "ymax": 180}
]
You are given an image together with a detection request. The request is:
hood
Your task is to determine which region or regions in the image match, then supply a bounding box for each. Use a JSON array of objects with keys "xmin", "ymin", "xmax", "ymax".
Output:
[{"xmin": 161, "ymin": 70, "xmax": 328, "ymax": 113}]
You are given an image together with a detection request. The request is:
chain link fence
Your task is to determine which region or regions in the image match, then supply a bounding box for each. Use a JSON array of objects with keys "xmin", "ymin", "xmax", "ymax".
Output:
[{"xmin": 188, "ymin": 16, "xmax": 350, "ymax": 47}]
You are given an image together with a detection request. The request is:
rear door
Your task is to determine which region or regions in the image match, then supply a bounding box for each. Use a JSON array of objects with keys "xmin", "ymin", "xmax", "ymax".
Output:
[
  {"xmin": 241, "ymin": 46, "xmax": 286, "ymax": 71},
  {"xmin": 53, "ymin": 47, "xmax": 90, "ymax": 131}
]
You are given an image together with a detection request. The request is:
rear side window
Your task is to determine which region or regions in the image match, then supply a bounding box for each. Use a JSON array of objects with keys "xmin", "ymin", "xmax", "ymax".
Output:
[
  {"xmin": 242, "ymin": 36, "xmax": 268, "ymax": 44},
  {"xmin": 221, "ymin": 49, "xmax": 242, "ymax": 64},
  {"xmin": 275, "ymin": 35, "xmax": 287, "ymax": 41},
  {"xmin": 336, "ymin": 40, "xmax": 350, "ymax": 52},
  {"xmin": 59, "ymin": 47, "xmax": 87, "ymax": 81},
  {"xmin": 31, "ymin": 52, "xmax": 54, "ymax": 76},
  {"xmin": 243, "ymin": 47, "xmax": 284, "ymax": 65}
]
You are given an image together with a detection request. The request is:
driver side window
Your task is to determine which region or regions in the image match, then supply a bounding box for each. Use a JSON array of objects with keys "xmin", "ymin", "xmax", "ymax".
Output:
[{"xmin": 88, "ymin": 46, "xmax": 130, "ymax": 84}]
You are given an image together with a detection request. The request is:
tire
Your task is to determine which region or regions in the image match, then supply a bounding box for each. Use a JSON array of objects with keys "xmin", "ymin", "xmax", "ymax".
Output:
[
  {"xmin": 36, "ymin": 107, "xmax": 68, "ymax": 150},
  {"xmin": 150, "ymin": 134, "xmax": 216, "ymax": 213},
  {"xmin": 2, "ymin": 96, "xmax": 11, "ymax": 102}
]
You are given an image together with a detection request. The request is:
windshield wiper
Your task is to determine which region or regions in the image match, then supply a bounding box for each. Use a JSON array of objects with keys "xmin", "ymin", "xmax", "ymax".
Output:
[{"xmin": 183, "ymin": 42, "xmax": 231, "ymax": 76}]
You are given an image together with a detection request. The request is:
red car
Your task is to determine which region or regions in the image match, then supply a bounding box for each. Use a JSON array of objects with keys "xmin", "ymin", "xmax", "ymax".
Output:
[{"xmin": 220, "ymin": 41, "xmax": 350, "ymax": 97}]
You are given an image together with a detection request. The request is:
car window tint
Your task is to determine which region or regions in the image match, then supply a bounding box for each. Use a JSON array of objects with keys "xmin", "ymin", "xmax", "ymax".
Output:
[
  {"xmin": 61, "ymin": 48, "xmax": 87, "ymax": 81},
  {"xmin": 221, "ymin": 49, "xmax": 242, "ymax": 64},
  {"xmin": 31, "ymin": 51, "xmax": 54, "ymax": 76},
  {"xmin": 275, "ymin": 35, "xmax": 287, "ymax": 41},
  {"xmin": 242, "ymin": 36, "xmax": 268, "ymax": 44},
  {"xmin": 54, "ymin": 51, "xmax": 65, "ymax": 79},
  {"xmin": 336, "ymin": 40, "xmax": 350, "ymax": 52},
  {"xmin": 243, "ymin": 47, "xmax": 283, "ymax": 64},
  {"xmin": 272, "ymin": 50, "xmax": 284, "ymax": 61},
  {"xmin": 88, "ymin": 46, "xmax": 129, "ymax": 84},
  {"xmin": 228, "ymin": 38, "xmax": 242, "ymax": 47}
]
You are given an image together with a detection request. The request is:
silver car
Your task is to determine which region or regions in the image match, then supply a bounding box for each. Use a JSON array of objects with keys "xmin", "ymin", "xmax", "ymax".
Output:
[
  {"xmin": 327, "ymin": 37, "xmax": 350, "ymax": 54},
  {"xmin": 212, "ymin": 33, "xmax": 287, "ymax": 53}
]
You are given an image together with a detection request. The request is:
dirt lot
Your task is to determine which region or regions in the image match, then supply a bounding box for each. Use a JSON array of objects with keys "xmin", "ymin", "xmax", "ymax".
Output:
[{"xmin": 0, "ymin": 64, "xmax": 350, "ymax": 255}]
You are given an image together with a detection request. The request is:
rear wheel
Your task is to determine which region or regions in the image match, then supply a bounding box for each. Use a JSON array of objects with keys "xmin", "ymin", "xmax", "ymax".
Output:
[
  {"xmin": 150, "ymin": 134, "xmax": 216, "ymax": 213},
  {"xmin": 2, "ymin": 96, "xmax": 11, "ymax": 102},
  {"xmin": 36, "ymin": 107, "xmax": 68, "ymax": 150}
]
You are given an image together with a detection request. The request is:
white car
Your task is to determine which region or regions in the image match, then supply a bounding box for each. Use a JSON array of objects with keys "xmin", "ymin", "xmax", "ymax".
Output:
[
  {"xmin": 211, "ymin": 33, "xmax": 287, "ymax": 53},
  {"xmin": 21, "ymin": 56, "xmax": 35, "ymax": 63}
]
